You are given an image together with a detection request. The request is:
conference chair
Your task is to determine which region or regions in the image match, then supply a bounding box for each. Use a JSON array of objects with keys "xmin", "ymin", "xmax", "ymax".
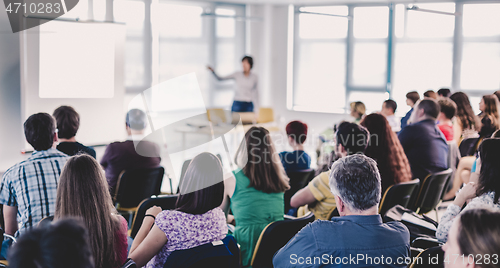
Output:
[
  {"xmin": 284, "ymin": 169, "xmax": 315, "ymax": 213},
  {"xmin": 458, "ymin": 137, "xmax": 480, "ymax": 157},
  {"xmin": 162, "ymin": 235, "xmax": 239, "ymax": 268},
  {"xmin": 38, "ymin": 216, "xmax": 54, "ymax": 228},
  {"xmin": 412, "ymin": 169, "xmax": 452, "ymax": 218},
  {"xmin": 327, "ymin": 207, "xmax": 339, "ymax": 219},
  {"xmin": 409, "ymin": 246, "xmax": 444, "ymax": 268},
  {"xmin": 257, "ymin": 108, "xmax": 274, "ymax": 124},
  {"xmin": 207, "ymin": 108, "xmax": 227, "ymax": 124},
  {"xmin": 114, "ymin": 167, "xmax": 165, "ymax": 225},
  {"xmin": 129, "ymin": 194, "xmax": 179, "ymax": 239},
  {"xmin": 120, "ymin": 259, "xmax": 137, "ymax": 268},
  {"xmin": 251, "ymin": 212, "xmax": 315, "ymax": 268},
  {"xmin": 411, "ymin": 237, "xmax": 442, "ymax": 250},
  {"xmin": 379, "ymin": 179, "xmax": 420, "ymax": 217}
]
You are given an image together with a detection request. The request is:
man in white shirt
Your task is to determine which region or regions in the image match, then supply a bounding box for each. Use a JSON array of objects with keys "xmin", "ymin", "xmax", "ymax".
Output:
[{"xmin": 381, "ymin": 99, "xmax": 401, "ymax": 132}]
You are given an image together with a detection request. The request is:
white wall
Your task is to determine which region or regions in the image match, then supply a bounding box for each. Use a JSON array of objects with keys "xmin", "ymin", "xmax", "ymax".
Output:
[{"xmin": 0, "ymin": 11, "xmax": 25, "ymax": 172}]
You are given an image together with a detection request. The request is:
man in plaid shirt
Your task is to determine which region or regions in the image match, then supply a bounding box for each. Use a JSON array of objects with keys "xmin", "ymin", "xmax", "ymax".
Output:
[{"xmin": 0, "ymin": 113, "xmax": 68, "ymax": 236}]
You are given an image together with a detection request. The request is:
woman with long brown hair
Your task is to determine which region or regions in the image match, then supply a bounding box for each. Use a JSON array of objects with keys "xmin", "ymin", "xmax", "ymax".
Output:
[
  {"xmin": 450, "ymin": 92, "xmax": 480, "ymax": 144},
  {"xmin": 220, "ymin": 126, "xmax": 289, "ymax": 267},
  {"xmin": 478, "ymin": 94, "xmax": 500, "ymax": 138},
  {"xmin": 55, "ymin": 154, "xmax": 128, "ymax": 268},
  {"xmin": 361, "ymin": 113, "xmax": 412, "ymax": 193}
]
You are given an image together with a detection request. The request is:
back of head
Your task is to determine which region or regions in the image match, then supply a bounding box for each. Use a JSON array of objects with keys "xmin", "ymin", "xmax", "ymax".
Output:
[
  {"xmin": 126, "ymin": 109, "xmax": 147, "ymax": 130},
  {"xmin": 417, "ymin": 98, "xmax": 440, "ymax": 120},
  {"xmin": 457, "ymin": 208, "xmax": 500, "ymax": 268},
  {"xmin": 406, "ymin": 91, "xmax": 420, "ymax": 105},
  {"xmin": 8, "ymin": 218, "xmax": 94, "ymax": 268},
  {"xmin": 383, "ymin": 99, "xmax": 397, "ymax": 114},
  {"xmin": 55, "ymin": 154, "xmax": 119, "ymax": 268},
  {"xmin": 424, "ymin": 90, "xmax": 438, "ymax": 99},
  {"xmin": 450, "ymin": 92, "xmax": 477, "ymax": 130},
  {"xmin": 477, "ymin": 138, "xmax": 500, "ymax": 203},
  {"xmin": 350, "ymin": 101, "xmax": 366, "ymax": 117},
  {"xmin": 176, "ymin": 152, "xmax": 224, "ymax": 215},
  {"xmin": 235, "ymin": 127, "xmax": 289, "ymax": 193},
  {"xmin": 53, "ymin": 106, "xmax": 80, "ymax": 139},
  {"xmin": 329, "ymin": 154, "xmax": 381, "ymax": 212},
  {"xmin": 24, "ymin": 113, "xmax": 56, "ymax": 151},
  {"xmin": 336, "ymin": 122, "xmax": 369, "ymax": 155},
  {"xmin": 438, "ymin": 88, "xmax": 451, "ymax": 98},
  {"xmin": 494, "ymin": 90, "xmax": 500, "ymax": 103},
  {"xmin": 285, "ymin": 120, "xmax": 308, "ymax": 144},
  {"xmin": 438, "ymin": 98, "xmax": 457, "ymax": 120}
]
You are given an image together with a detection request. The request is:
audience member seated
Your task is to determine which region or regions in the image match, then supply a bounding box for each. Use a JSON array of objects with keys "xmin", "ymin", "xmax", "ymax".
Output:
[
  {"xmin": 220, "ymin": 127, "xmax": 289, "ymax": 267},
  {"xmin": 401, "ymin": 91, "xmax": 420, "ymax": 130},
  {"xmin": 53, "ymin": 106, "xmax": 96, "ymax": 158},
  {"xmin": 8, "ymin": 218, "xmax": 94, "ymax": 268},
  {"xmin": 291, "ymin": 122, "xmax": 369, "ymax": 220},
  {"xmin": 100, "ymin": 109, "xmax": 161, "ymax": 194},
  {"xmin": 360, "ymin": 113, "xmax": 412, "ymax": 193},
  {"xmin": 279, "ymin": 120, "xmax": 311, "ymax": 172},
  {"xmin": 478, "ymin": 94, "xmax": 500, "ymax": 139},
  {"xmin": 424, "ymin": 90, "xmax": 438, "ymax": 99},
  {"xmin": 55, "ymin": 154, "xmax": 128, "ymax": 268},
  {"xmin": 437, "ymin": 88, "xmax": 451, "ymax": 98},
  {"xmin": 437, "ymin": 98, "xmax": 457, "ymax": 142},
  {"xmin": 349, "ymin": 101, "xmax": 366, "ymax": 123},
  {"xmin": 273, "ymin": 154, "xmax": 410, "ymax": 268},
  {"xmin": 437, "ymin": 138, "xmax": 500, "ymax": 242},
  {"xmin": 129, "ymin": 152, "xmax": 228, "ymax": 267},
  {"xmin": 450, "ymin": 92, "xmax": 480, "ymax": 144},
  {"xmin": 0, "ymin": 113, "xmax": 68, "ymax": 236},
  {"xmin": 381, "ymin": 99, "xmax": 400, "ymax": 132},
  {"xmin": 398, "ymin": 99, "xmax": 449, "ymax": 180},
  {"xmin": 443, "ymin": 208, "xmax": 500, "ymax": 268}
]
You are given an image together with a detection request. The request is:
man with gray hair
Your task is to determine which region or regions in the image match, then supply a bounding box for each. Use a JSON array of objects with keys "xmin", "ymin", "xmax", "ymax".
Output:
[
  {"xmin": 100, "ymin": 109, "xmax": 161, "ymax": 193},
  {"xmin": 273, "ymin": 154, "xmax": 410, "ymax": 267}
]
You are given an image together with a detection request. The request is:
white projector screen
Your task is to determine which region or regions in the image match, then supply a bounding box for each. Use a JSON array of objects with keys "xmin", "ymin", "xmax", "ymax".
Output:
[
  {"xmin": 39, "ymin": 21, "xmax": 115, "ymax": 98},
  {"xmin": 21, "ymin": 19, "xmax": 126, "ymax": 150}
]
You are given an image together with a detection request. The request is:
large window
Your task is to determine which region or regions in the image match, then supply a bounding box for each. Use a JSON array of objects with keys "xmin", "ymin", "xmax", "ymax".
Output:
[
  {"xmin": 114, "ymin": 1, "xmax": 246, "ymax": 110},
  {"xmin": 290, "ymin": 1, "xmax": 500, "ymax": 115}
]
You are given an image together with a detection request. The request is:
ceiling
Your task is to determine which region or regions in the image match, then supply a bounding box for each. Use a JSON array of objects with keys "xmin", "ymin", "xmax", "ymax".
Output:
[{"xmin": 196, "ymin": 0, "xmax": 459, "ymax": 5}]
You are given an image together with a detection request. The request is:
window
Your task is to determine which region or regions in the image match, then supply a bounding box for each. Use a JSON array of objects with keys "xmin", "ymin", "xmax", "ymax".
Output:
[
  {"xmin": 291, "ymin": 2, "xmax": 500, "ymax": 115},
  {"xmin": 461, "ymin": 3, "xmax": 500, "ymax": 91}
]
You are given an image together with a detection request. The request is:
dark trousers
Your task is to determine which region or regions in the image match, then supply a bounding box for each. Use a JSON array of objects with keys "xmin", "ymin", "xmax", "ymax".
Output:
[{"xmin": 231, "ymin": 101, "xmax": 254, "ymax": 112}]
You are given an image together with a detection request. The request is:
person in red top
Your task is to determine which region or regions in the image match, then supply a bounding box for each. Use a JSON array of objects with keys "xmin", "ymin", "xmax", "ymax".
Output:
[{"xmin": 437, "ymin": 98, "xmax": 457, "ymax": 142}]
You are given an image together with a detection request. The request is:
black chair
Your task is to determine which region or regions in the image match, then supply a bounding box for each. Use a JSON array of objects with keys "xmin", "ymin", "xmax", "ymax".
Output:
[
  {"xmin": 120, "ymin": 259, "xmax": 137, "ymax": 268},
  {"xmin": 327, "ymin": 208, "xmax": 339, "ymax": 219},
  {"xmin": 409, "ymin": 246, "xmax": 444, "ymax": 268},
  {"xmin": 412, "ymin": 237, "xmax": 443, "ymax": 249},
  {"xmin": 412, "ymin": 169, "xmax": 452, "ymax": 216},
  {"xmin": 251, "ymin": 212, "xmax": 315, "ymax": 268},
  {"xmin": 459, "ymin": 137, "xmax": 479, "ymax": 157},
  {"xmin": 114, "ymin": 167, "xmax": 165, "ymax": 225},
  {"xmin": 163, "ymin": 235, "xmax": 239, "ymax": 268},
  {"xmin": 129, "ymin": 194, "xmax": 179, "ymax": 239},
  {"xmin": 38, "ymin": 216, "xmax": 54, "ymax": 228},
  {"xmin": 379, "ymin": 179, "xmax": 420, "ymax": 217},
  {"xmin": 284, "ymin": 169, "xmax": 315, "ymax": 213}
]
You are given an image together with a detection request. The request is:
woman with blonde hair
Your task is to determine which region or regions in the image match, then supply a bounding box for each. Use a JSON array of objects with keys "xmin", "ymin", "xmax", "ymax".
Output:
[
  {"xmin": 350, "ymin": 101, "xmax": 366, "ymax": 123},
  {"xmin": 55, "ymin": 154, "xmax": 128, "ymax": 268},
  {"xmin": 220, "ymin": 126, "xmax": 290, "ymax": 267}
]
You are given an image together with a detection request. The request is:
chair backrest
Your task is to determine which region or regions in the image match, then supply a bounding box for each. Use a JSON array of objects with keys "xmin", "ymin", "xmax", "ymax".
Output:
[
  {"xmin": 413, "ymin": 169, "xmax": 452, "ymax": 214},
  {"xmin": 114, "ymin": 167, "xmax": 165, "ymax": 209},
  {"xmin": 257, "ymin": 108, "xmax": 274, "ymax": 124},
  {"xmin": 379, "ymin": 179, "xmax": 420, "ymax": 217},
  {"xmin": 207, "ymin": 108, "xmax": 227, "ymax": 123},
  {"xmin": 163, "ymin": 235, "xmax": 239, "ymax": 268},
  {"xmin": 284, "ymin": 169, "xmax": 315, "ymax": 213},
  {"xmin": 459, "ymin": 137, "xmax": 479, "ymax": 157},
  {"xmin": 120, "ymin": 259, "xmax": 137, "ymax": 268},
  {"xmin": 327, "ymin": 208, "xmax": 339, "ymax": 219},
  {"xmin": 38, "ymin": 216, "xmax": 54, "ymax": 228},
  {"xmin": 129, "ymin": 194, "xmax": 179, "ymax": 239},
  {"xmin": 251, "ymin": 212, "xmax": 315, "ymax": 268},
  {"xmin": 409, "ymin": 246, "xmax": 444, "ymax": 268}
]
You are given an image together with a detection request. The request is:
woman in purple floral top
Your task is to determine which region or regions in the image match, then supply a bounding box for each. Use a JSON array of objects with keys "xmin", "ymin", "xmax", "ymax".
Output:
[{"xmin": 129, "ymin": 152, "xmax": 228, "ymax": 267}]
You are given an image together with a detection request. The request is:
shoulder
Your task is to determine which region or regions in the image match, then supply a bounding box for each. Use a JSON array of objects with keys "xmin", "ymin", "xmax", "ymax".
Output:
[
  {"xmin": 466, "ymin": 192, "xmax": 500, "ymax": 209},
  {"xmin": 279, "ymin": 151, "xmax": 289, "ymax": 158}
]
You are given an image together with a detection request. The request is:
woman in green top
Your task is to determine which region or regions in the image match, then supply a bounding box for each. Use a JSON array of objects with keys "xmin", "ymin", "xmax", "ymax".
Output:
[{"xmin": 220, "ymin": 127, "xmax": 290, "ymax": 267}]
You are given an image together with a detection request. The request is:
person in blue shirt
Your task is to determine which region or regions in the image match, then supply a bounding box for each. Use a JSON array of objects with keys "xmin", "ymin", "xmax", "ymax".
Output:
[
  {"xmin": 400, "ymin": 91, "xmax": 420, "ymax": 130},
  {"xmin": 279, "ymin": 121, "xmax": 311, "ymax": 172},
  {"xmin": 273, "ymin": 154, "xmax": 410, "ymax": 268}
]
